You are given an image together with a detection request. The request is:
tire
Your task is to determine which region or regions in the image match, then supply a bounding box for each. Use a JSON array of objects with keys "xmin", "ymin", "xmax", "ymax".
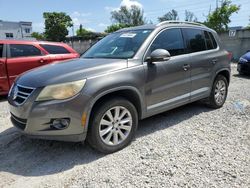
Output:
[
  {"xmin": 87, "ymin": 97, "xmax": 138, "ymax": 153},
  {"xmin": 206, "ymin": 75, "xmax": 228, "ymax": 109}
]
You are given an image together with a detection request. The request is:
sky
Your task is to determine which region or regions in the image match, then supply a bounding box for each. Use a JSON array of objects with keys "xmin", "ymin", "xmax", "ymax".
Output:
[{"xmin": 0, "ymin": 0, "xmax": 249, "ymax": 35}]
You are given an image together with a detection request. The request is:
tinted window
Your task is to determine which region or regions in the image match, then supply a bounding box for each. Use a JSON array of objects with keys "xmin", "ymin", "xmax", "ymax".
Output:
[
  {"xmin": 185, "ymin": 29, "xmax": 206, "ymax": 53},
  {"xmin": 0, "ymin": 44, "xmax": 3, "ymax": 58},
  {"xmin": 149, "ymin": 29, "xmax": 186, "ymax": 56},
  {"xmin": 209, "ymin": 32, "xmax": 218, "ymax": 49},
  {"xmin": 41, "ymin": 44, "xmax": 70, "ymax": 54},
  {"xmin": 10, "ymin": 44, "xmax": 42, "ymax": 58},
  {"xmin": 204, "ymin": 31, "xmax": 214, "ymax": 50}
]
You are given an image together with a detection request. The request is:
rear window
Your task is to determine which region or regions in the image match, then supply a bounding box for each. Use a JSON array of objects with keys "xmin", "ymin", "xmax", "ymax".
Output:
[
  {"xmin": 184, "ymin": 28, "xmax": 206, "ymax": 53},
  {"xmin": 204, "ymin": 31, "xmax": 218, "ymax": 50},
  {"xmin": 40, "ymin": 44, "xmax": 70, "ymax": 54},
  {"xmin": 209, "ymin": 32, "xmax": 218, "ymax": 49},
  {"xmin": 204, "ymin": 31, "xmax": 214, "ymax": 50},
  {"xmin": 0, "ymin": 44, "xmax": 3, "ymax": 58},
  {"xmin": 10, "ymin": 44, "xmax": 42, "ymax": 58}
]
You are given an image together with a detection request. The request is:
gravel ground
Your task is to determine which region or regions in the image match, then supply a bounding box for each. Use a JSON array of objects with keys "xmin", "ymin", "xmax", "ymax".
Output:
[{"xmin": 0, "ymin": 64, "xmax": 249, "ymax": 188}]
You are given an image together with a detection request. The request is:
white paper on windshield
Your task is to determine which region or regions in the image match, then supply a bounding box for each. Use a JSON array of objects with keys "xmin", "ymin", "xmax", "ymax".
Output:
[{"xmin": 120, "ymin": 33, "xmax": 137, "ymax": 38}]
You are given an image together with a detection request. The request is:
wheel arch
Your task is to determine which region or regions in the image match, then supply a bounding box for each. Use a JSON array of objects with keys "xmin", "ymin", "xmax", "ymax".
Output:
[
  {"xmin": 215, "ymin": 68, "xmax": 231, "ymax": 84},
  {"xmin": 85, "ymin": 86, "xmax": 144, "ymax": 131}
]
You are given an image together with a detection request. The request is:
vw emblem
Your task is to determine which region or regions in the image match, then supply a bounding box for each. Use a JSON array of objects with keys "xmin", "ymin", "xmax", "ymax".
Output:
[{"xmin": 12, "ymin": 86, "xmax": 19, "ymax": 100}]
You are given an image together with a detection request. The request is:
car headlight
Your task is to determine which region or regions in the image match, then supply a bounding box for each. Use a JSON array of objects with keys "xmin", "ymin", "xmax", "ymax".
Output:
[
  {"xmin": 36, "ymin": 79, "xmax": 86, "ymax": 101},
  {"xmin": 239, "ymin": 57, "xmax": 248, "ymax": 63}
]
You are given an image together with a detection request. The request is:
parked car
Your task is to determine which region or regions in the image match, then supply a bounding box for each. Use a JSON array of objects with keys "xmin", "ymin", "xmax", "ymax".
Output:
[
  {"xmin": 0, "ymin": 40, "xmax": 79, "ymax": 95},
  {"xmin": 8, "ymin": 21, "xmax": 231, "ymax": 153},
  {"xmin": 237, "ymin": 50, "xmax": 250, "ymax": 75}
]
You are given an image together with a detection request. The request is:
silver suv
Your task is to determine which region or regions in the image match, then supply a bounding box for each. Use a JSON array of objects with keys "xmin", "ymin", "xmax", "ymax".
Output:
[{"xmin": 8, "ymin": 21, "xmax": 231, "ymax": 153}]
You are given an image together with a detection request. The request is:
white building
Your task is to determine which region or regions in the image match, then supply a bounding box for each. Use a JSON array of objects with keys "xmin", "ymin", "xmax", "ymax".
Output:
[{"xmin": 0, "ymin": 20, "xmax": 32, "ymax": 39}]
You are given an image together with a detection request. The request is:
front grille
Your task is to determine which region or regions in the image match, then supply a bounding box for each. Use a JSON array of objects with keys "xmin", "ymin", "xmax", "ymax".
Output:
[
  {"xmin": 12, "ymin": 84, "xmax": 35, "ymax": 105},
  {"xmin": 11, "ymin": 113, "xmax": 27, "ymax": 130}
]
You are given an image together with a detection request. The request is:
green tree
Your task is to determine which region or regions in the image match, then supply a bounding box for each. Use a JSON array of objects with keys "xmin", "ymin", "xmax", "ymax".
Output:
[
  {"xmin": 31, "ymin": 32, "xmax": 45, "ymax": 40},
  {"xmin": 76, "ymin": 24, "xmax": 92, "ymax": 37},
  {"xmin": 204, "ymin": 0, "xmax": 240, "ymax": 32},
  {"xmin": 111, "ymin": 5, "xmax": 145, "ymax": 26},
  {"xmin": 105, "ymin": 23, "xmax": 130, "ymax": 33},
  {"xmin": 185, "ymin": 10, "xmax": 198, "ymax": 22},
  {"xmin": 158, "ymin": 9, "xmax": 179, "ymax": 22},
  {"xmin": 43, "ymin": 12, "xmax": 73, "ymax": 41}
]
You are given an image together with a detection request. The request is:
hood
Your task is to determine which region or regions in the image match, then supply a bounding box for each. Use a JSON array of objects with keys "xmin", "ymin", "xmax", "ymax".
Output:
[
  {"xmin": 16, "ymin": 58, "xmax": 128, "ymax": 87},
  {"xmin": 242, "ymin": 52, "xmax": 250, "ymax": 61}
]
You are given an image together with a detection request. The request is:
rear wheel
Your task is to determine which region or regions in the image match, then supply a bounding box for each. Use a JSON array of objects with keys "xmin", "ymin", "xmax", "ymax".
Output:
[
  {"xmin": 87, "ymin": 98, "xmax": 138, "ymax": 153},
  {"xmin": 206, "ymin": 75, "xmax": 228, "ymax": 109}
]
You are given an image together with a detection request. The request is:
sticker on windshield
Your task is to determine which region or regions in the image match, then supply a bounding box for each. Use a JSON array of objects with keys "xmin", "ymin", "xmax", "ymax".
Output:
[{"xmin": 120, "ymin": 33, "xmax": 137, "ymax": 38}]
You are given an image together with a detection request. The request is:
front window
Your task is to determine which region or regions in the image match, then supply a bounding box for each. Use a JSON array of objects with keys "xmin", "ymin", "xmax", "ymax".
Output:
[
  {"xmin": 10, "ymin": 44, "xmax": 42, "ymax": 58},
  {"xmin": 82, "ymin": 29, "xmax": 153, "ymax": 59}
]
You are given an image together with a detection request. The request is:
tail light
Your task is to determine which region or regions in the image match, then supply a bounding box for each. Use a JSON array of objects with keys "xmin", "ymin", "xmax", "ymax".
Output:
[{"xmin": 227, "ymin": 51, "xmax": 233, "ymax": 61}]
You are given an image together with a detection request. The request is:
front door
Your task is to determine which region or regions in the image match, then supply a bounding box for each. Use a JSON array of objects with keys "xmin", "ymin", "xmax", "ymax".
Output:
[{"xmin": 144, "ymin": 28, "xmax": 191, "ymax": 114}]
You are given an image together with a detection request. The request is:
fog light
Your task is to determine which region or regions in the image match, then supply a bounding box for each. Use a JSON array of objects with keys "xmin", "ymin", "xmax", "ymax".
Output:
[{"xmin": 51, "ymin": 118, "xmax": 70, "ymax": 130}]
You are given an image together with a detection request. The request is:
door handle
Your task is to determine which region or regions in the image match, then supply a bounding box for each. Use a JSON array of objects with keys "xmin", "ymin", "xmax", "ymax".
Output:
[
  {"xmin": 39, "ymin": 59, "xmax": 46, "ymax": 63},
  {"xmin": 183, "ymin": 64, "xmax": 190, "ymax": 71},
  {"xmin": 211, "ymin": 59, "xmax": 218, "ymax": 65}
]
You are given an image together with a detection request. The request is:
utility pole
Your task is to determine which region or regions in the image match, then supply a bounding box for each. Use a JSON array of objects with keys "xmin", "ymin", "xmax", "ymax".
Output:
[
  {"xmin": 71, "ymin": 24, "xmax": 74, "ymax": 48},
  {"xmin": 216, "ymin": 0, "xmax": 219, "ymax": 9}
]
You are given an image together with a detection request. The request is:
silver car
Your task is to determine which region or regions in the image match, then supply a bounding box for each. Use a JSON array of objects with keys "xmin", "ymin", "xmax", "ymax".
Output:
[{"xmin": 8, "ymin": 21, "xmax": 231, "ymax": 153}]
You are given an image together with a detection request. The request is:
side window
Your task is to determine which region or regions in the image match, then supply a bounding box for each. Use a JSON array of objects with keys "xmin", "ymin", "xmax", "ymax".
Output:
[
  {"xmin": 149, "ymin": 28, "xmax": 186, "ymax": 57},
  {"xmin": 10, "ymin": 44, "xmax": 42, "ymax": 58},
  {"xmin": 40, "ymin": 44, "xmax": 70, "ymax": 54},
  {"xmin": 208, "ymin": 32, "xmax": 218, "ymax": 49},
  {"xmin": 0, "ymin": 44, "xmax": 3, "ymax": 58},
  {"xmin": 184, "ymin": 28, "xmax": 206, "ymax": 53},
  {"xmin": 204, "ymin": 31, "xmax": 214, "ymax": 50}
]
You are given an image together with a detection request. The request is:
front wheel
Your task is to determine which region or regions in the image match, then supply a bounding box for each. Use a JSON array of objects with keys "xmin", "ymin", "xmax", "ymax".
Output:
[
  {"xmin": 87, "ymin": 98, "xmax": 138, "ymax": 153},
  {"xmin": 206, "ymin": 75, "xmax": 228, "ymax": 109}
]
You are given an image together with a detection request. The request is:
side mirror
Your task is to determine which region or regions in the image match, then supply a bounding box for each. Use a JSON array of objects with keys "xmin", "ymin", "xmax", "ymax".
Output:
[{"xmin": 146, "ymin": 49, "xmax": 171, "ymax": 63}]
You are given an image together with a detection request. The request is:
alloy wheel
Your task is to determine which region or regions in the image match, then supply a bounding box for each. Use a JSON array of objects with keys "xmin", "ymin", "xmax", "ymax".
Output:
[{"xmin": 99, "ymin": 106, "xmax": 132, "ymax": 146}]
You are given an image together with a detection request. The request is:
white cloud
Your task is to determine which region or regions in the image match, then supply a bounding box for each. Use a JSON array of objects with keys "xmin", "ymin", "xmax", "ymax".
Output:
[
  {"xmin": 98, "ymin": 23, "xmax": 109, "ymax": 27},
  {"xmin": 105, "ymin": 0, "xmax": 143, "ymax": 12},
  {"xmin": 72, "ymin": 17, "xmax": 90, "ymax": 27},
  {"xmin": 120, "ymin": 0, "xmax": 143, "ymax": 9},
  {"xmin": 105, "ymin": 6, "xmax": 118, "ymax": 12},
  {"xmin": 70, "ymin": 11, "xmax": 92, "ymax": 27}
]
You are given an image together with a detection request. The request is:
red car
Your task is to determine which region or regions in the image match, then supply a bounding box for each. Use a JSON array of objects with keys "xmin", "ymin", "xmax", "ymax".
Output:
[{"xmin": 0, "ymin": 40, "xmax": 79, "ymax": 95}]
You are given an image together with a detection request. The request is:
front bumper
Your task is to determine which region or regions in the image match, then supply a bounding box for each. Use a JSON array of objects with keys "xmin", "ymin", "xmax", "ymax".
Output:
[{"xmin": 8, "ymin": 87, "xmax": 92, "ymax": 142}]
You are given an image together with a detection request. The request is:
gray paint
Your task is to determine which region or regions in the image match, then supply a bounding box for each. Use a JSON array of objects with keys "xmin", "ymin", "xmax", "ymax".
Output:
[{"xmin": 8, "ymin": 22, "xmax": 231, "ymax": 142}]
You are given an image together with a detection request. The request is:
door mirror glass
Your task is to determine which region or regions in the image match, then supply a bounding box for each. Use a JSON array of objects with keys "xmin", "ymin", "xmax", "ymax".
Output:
[{"xmin": 147, "ymin": 49, "xmax": 170, "ymax": 63}]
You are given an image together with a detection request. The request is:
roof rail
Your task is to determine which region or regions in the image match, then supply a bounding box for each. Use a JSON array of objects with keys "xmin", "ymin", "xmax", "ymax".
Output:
[{"xmin": 157, "ymin": 20, "xmax": 206, "ymax": 27}]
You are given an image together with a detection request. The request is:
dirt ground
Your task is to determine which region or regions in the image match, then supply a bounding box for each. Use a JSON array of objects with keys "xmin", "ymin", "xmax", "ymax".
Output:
[{"xmin": 0, "ymin": 64, "xmax": 249, "ymax": 188}]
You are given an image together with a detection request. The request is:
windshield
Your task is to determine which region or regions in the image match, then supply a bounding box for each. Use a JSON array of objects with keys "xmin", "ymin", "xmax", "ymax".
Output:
[{"xmin": 82, "ymin": 29, "xmax": 153, "ymax": 59}]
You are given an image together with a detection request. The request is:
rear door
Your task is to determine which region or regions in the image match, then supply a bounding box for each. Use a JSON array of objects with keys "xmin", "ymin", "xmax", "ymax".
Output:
[
  {"xmin": 0, "ymin": 43, "xmax": 9, "ymax": 94},
  {"xmin": 6, "ymin": 44, "xmax": 51, "ymax": 85},
  {"xmin": 183, "ymin": 28, "xmax": 217, "ymax": 101}
]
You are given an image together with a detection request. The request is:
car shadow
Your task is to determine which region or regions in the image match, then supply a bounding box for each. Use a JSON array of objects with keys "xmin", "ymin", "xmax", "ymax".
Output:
[
  {"xmin": 233, "ymin": 73, "xmax": 250, "ymax": 79},
  {"xmin": 0, "ymin": 102, "xmax": 213, "ymax": 177},
  {"xmin": 0, "ymin": 95, "xmax": 7, "ymax": 102}
]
